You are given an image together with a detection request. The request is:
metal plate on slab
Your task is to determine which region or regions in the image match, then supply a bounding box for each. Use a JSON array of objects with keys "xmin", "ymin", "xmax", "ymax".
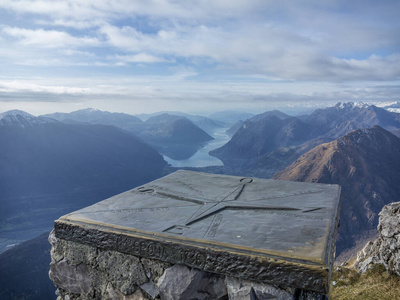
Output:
[{"xmin": 54, "ymin": 170, "xmax": 341, "ymax": 294}]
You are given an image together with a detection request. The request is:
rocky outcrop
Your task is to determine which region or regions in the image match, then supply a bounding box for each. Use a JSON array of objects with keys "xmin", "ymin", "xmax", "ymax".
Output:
[{"xmin": 353, "ymin": 201, "xmax": 400, "ymax": 275}]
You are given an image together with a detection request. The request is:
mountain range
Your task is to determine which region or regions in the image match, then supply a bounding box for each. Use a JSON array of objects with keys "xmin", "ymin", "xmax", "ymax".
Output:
[
  {"xmin": 2, "ymin": 103, "xmax": 400, "ymax": 298},
  {"xmin": 0, "ymin": 110, "xmax": 168, "ymax": 253},
  {"xmin": 210, "ymin": 102, "xmax": 400, "ymax": 177},
  {"xmin": 43, "ymin": 109, "xmax": 215, "ymax": 160}
]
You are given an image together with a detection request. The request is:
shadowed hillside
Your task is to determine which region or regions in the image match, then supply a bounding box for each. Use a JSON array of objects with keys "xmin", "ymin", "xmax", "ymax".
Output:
[{"xmin": 0, "ymin": 110, "xmax": 168, "ymax": 252}]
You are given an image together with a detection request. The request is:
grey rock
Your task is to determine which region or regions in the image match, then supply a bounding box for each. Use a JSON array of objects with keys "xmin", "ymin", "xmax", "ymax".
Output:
[
  {"xmin": 141, "ymin": 257, "xmax": 171, "ymax": 282},
  {"xmin": 107, "ymin": 283, "xmax": 147, "ymax": 300},
  {"xmin": 225, "ymin": 276, "xmax": 292, "ymax": 300},
  {"xmin": 353, "ymin": 240, "xmax": 382, "ymax": 273},
  {"xmin": 378, "ymin": 202, "xmax": 400, "ymax": 238},
  {"xmin": 140, "ymin": 280, "xmax": 159, "ymax": 299},
  {"xmin": 353, "ymin": 201, "xmax": 400, "ymax": 276},
  {"xmin": 50, "ymin": 235, "xmax": 154, "ymax": 299},
  {"xmin": 49, "ymin": 258, "xmax": 92, "ymax": 295},
  {"xmin": 97, "ymin": 249, "xmax": 148, "ymax": 294},
  {"xmin": 157, "ymin": 264, "xmax": 227, "ymax": 300}
]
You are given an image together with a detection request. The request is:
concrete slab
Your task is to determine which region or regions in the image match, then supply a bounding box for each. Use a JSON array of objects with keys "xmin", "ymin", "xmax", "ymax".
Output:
[{"xmin": 54, "ymin": 170, "xmax": 341, "ymax": 294}]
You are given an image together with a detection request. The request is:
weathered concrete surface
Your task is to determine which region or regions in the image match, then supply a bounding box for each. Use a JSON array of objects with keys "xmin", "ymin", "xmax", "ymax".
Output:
[
  {"xmin": 53, "ymin": 170, "xmax": 341, "ymax": 294},
  {"xmin": 353, "ymin": 201, "xmax": 400, "ymax": 275}
]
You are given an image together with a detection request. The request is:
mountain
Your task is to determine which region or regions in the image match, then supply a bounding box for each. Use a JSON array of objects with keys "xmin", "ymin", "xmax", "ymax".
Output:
[
  {"xmin": 0, "ymin": 232, "xmax": 54, "ymax": 300},
  {"xmin": 274, "ymin": 126, "xmax": 400, "ymax": 255},
  {"xmin": 142, "ymin": 114, "xmax": 213, "ymax": 143},
  {"xmin": 210, "ymin": 115, "xmax": 318, "ymax": 165},
  {"xmin": 303, "ymin": 102, "xmax": 400, "ymax": 139},
  {"xmin": 208, "ymin": 110, "xmax": 255, "ymax": 125},
  {"xmin": 226, "ymin": 110, "xmax": 291, "ymax": 136},
  {"xmin": 0, "ymin": 110, "xmax": 168, "ymax": 252},
  {"xmin": 384, "ymin": 101, "xmax": 400, "ymax": 109},
  {"xmin": 136, "ymin": 111, "xmax": 223, "ymax": 135},
  {"xmin": 42, "ymin": 108, "xmax": 143, "ymax": 131},
  {"xmin": 185, "ymin": 115, "xmax": 223, "ymax": 135},
  {"xmin": 1, "ymin": 110, "xmax": 49, "ymax": 127},
  {"xmin": 141, "ymin": 114, "xmax": 214, "ymax": 160},
  {"xmin": 249, "ymin": 110, "xmax": 291, "ymax": 122},
  {"xmin": 210, "ymin": 102, "xmax": 400, "ymax": 177},
  {"xmin": 43, "ymin": 110, "xmax": 215, "ymax": 159}
]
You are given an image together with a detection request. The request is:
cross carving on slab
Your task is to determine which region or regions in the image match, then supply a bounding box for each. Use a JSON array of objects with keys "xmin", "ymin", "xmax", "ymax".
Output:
[{"xmin": 137, "ymin": 177, "xmax": 325, "ymax": 235}]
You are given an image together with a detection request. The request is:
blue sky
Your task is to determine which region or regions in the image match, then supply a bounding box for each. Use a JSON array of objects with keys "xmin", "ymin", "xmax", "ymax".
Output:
[{"xmin": 0, "ymin": 0, "xmax": 399, "ymax": 115}]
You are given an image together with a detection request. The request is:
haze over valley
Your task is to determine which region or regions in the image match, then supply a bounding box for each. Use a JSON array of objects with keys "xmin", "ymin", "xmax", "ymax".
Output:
[
  {"xmin": 1, "ymin": 0, "xmax": 400, "ymax": 298},
  {"xmin": 1, "ymin": 101, "xmax": 400, "ymax": 298}
]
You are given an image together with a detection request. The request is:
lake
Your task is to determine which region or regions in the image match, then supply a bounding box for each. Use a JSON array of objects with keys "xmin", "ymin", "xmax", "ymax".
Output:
[{"xmin": 163, "ymin": 127, "xmax": 230, "ymax": 167}]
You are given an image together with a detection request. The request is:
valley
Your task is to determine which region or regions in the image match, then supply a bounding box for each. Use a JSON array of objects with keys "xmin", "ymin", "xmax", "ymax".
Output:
[{"xmin": 1, "ymin": 102, "xmax": 400, "ymax": 299}]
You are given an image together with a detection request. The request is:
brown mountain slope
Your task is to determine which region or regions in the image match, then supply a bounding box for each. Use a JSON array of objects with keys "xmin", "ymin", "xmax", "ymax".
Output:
[{"xmin": 274, "ymin": 126, "xmax": 400, "ymax": 255}]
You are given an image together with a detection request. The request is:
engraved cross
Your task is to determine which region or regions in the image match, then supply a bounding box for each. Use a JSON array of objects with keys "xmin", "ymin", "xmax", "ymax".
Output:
[{"xmin": 147, "ymin": 177, "xmax": 324, "ymax": 228}]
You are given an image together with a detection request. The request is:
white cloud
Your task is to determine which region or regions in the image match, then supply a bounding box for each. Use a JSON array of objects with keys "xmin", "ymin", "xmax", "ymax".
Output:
[
  {"xmin": 115, "ymin": 53, "xmax": 170, "ymax": 63},
  {"xmin": 2, "ymin": 27, "xmax": 100, "ymax": 48},
  {"xmin": 0, "ymin": 0, "xmax": 399, "ymax": 114},
  {"xmin": 0, "ymin": 79, "xmax": 93, "ymax": 94}
]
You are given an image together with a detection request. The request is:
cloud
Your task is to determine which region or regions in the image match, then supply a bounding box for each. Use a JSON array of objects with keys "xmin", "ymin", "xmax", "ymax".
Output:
[
  {"xmin": 2, "ymin": 27, "xmax": 99, "ymax": 48},
  {"xmin": 115, "ymin": 53, "xmax": 170, "ymax": 63},
  {"xmin": 0, "ymin": 80, "xmax": 93, "ymax": 95},
  {"xmin": 0, "ymin": 0, "xmax": 399, "ymax": 115}
]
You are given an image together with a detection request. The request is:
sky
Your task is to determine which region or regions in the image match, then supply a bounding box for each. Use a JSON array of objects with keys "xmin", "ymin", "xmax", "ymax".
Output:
[{"xmin": 0, "ymin": 0, "xmax": 399, "ymax": 115}]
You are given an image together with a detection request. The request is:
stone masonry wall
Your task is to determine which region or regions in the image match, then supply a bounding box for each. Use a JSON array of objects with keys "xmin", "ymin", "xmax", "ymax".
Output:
[{"xmin": 49, "ymin": 231, "xmax": 327, "ymax": 300}]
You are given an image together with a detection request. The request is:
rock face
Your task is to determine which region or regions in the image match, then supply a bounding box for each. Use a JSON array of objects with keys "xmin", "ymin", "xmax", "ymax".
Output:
[
  {"xmin": 353, "ymin": 201, "xmax": 400, "ymax": 276},
  {"xmin": 49, "ymin": 231, "xmax": 324, "ymax": 300}
]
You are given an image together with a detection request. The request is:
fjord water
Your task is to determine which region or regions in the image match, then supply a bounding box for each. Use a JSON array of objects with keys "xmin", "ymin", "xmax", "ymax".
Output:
[{"xmin": 163, "ymin": 127, "xmax": 230, "ymax": 167}]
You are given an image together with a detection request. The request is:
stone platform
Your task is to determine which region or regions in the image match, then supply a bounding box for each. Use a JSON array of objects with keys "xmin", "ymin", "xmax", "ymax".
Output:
[{"xmin": 50, "ymin": 170, "xmax": 341, "ymax": 299}]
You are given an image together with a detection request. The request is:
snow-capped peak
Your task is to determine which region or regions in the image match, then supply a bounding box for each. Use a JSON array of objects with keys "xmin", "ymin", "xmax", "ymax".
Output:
[
  {"xmin": 77, "ymin": 108, "xmax": 101, "ymax": 113},
  {"xmin": 0, "ymin": 110, "xmax": 44, "ymax": 127},
  {"xmin": 335, "ymin": 102, "xmax": 369, "ymax": 109},
  {"xmin": 0, "ymin": 109, "xmax": 35, "ymax": 120}
]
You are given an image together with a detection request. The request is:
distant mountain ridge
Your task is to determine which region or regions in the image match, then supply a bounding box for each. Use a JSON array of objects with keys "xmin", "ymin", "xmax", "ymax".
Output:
[
  {"xmin": 142, "ymin": 114, "xmax": 213, "ymax": 143},
  {"xmin": 0, "ymin": 110, "xmax": 168, "ymax": 252},
  {"xmin": 0, "ymin": 109, "xmax": 48, "ymax": 127},
  {"xmin": 207, "ymin": 110, "xmax": 255, "ymax": 125},
  {"xmin": 43, "ymin": 109, "xmax": 214, "ymax": 160},
  {"xmin": 210, "ymin": 102, "xmax": 400, "ymax": 177},
  {"xmin": 226, "ymin": 110, "xmax": 290, "ymax": 136},
  {"xmin": 43, "ymin": 108, "xmax": 143, "ymax": 131},
  {"xmin": 212, "ymin": 116, "xmax": 316, "ymax": 161},
  {"xmin": 274, "ymin": 126, "xmax": 400, "ymax": 254},
  {"xmin": 137, "ymin": 111, "xmax": 224, "ymax": 134},
  {"xmin": 303, "ymin": 102, "xmax": 400, "ymax": 138}
]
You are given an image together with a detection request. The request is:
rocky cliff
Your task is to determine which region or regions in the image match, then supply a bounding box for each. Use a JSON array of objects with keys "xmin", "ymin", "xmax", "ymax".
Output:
[{"xmin": 353, "ymin": 201, "xmax": 400, "ymax": 276}]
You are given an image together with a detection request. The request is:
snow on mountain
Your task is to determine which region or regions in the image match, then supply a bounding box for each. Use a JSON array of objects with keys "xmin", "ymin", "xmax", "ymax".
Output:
[
  {"xmin": 0, "ymin": 110, "xmax": 46, "ymax": 127},
  {"xmin": 336, "ymin": 102, "xmax": 369, "ymax": 109},
  {"xmin": 0, "ymin": 109, "xmax": 34, "ymax": 120}
]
